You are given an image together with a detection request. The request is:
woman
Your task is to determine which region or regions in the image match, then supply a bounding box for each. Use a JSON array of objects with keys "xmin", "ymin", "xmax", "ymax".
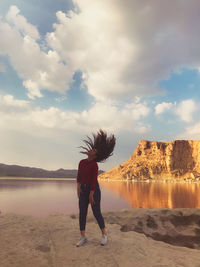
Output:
[{"xmin": 76, "ymin": 129, "xmax": 116, "ymax": 247}]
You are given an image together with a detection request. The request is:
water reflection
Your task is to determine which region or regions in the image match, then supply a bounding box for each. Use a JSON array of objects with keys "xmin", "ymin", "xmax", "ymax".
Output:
[
  {"xmin": 0, "ymin": 179, "xmax": 72, "ymax": 190},
  {"xmin": 0, "ymin": 179, "xmax": 79, "ymax": 217},
  {"xmin": 1, "ymin": 179, "xmax": 200, "ymax": 217},
  {"xmin": 100, "ymin": 180, "xmax": 200, "ymax": 208},
  {"xmin": 0, "ymin": 179, "xmax": 130, "ymax": 217}
]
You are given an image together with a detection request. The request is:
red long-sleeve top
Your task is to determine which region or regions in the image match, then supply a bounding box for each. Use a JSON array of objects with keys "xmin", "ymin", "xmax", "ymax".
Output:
[{"xmin": 77, "ymin": 159, "xmax": 98, "ymax": 191}]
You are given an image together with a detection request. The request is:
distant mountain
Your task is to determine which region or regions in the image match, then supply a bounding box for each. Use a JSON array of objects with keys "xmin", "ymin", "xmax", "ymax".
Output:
[{"xmin": 0, "ymin": 163, "xmax": 104, "ymax": 178}]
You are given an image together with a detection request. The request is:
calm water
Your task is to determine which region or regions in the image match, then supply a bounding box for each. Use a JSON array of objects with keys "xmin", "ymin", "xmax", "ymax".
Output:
[{"xmin": 1, "ymin": 178, "xmax": 200, "ymax": 217}]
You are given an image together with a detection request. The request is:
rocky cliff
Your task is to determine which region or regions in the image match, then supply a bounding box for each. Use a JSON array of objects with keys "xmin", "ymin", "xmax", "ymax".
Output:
[{"xmin": 99, "ymin": 140, "xmax": 200, "ymax": 181}]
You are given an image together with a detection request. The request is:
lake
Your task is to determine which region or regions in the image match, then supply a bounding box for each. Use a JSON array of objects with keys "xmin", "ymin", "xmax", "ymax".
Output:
[{"xmin": 1, "ymin": 178, "xmax": 200, "ymax": 217}]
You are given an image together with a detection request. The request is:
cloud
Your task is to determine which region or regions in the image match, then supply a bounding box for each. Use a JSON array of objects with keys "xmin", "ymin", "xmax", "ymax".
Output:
[
  {"xmin": 176, "ymin": 99, "xmax": 197, "ymax": 123},
  {"xmin": 0, "ymin": 93, "xmax": 150, "ymax": 135},
  {"xmin": 6, "ymin": 5, "xmax": 40, "ymax": 40},
  {"xmin": 1, "ymin": 2, "xmax": 200, "ymax": 101},
  {"xmin": 0, "ymin": 93, "xmax": 151, "ymax": 168},
  {"xmin": 177, "ymin": 121, "xmax": 200, "ymax": 140},
  {"xmin": 79, "ymin": 100, "xmax": 150, "ymax": 132},
  {"xmin": 28, "ymin": 99, "xmax": 151, "ymax": 133},
  {"xmin": 0, "ymin": 6, "xmax": 73, "ymax": 99},
  {"xmin": 0, "ymin": 94, "xmax": 30, "ymax": 113},
  {"xmin": 30, "ymin": 106, "xmax": 79, "ymax": 129},
  {"xmin": 134, "ymin": 123, "xmax": 151, "ymax": 134},
  {"xmin": 0, "ymin": 95, "xmax": 31, "ymax": 137},
  {"xmin": 154, "ymin": 99, "xmax": 198, "ymax": 124},
  {"xmin": 46, "ymin": 0, "xmax": 200, "ymax": 101},
  {"xmin": 155, "ymin": 102, "xmax": 174, "ymax": 115}
]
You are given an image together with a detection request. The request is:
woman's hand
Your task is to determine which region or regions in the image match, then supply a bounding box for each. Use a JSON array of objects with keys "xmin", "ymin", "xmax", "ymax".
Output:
[
  {"xmin": 77, "ymin": 183, "xmax": 82, "ymax": 198},
  {"xmin": 89, "ymin": 191, "xmax": 95, "ymax": 206}
]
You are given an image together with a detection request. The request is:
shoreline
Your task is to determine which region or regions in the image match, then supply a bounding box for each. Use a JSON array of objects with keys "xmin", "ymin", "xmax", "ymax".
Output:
[
  {"xmin": 1, "ymin": 208, "xmax": 200, "ymax": 266},
  {"xmin": 1, "ymin": 176, "xmax": 200, "ymax": 183},
  {"xmin": 0, "ymin": 177, "xmax": 76, "ymax": 181},
  {"xmin": 99, "ymin": 177, "xmax": 200, "ymax": 183}
]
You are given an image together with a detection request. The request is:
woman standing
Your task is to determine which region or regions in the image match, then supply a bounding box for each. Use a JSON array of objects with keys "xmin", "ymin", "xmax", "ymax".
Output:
[{"xmin": 76, "ymin": 129, "xmax": 116, "ymax": 247}]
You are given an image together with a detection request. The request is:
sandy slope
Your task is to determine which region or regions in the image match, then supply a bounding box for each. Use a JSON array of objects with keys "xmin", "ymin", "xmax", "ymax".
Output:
[{"xmin": 1, "ymin": 209, "xmax": 200, "ymax": 267}]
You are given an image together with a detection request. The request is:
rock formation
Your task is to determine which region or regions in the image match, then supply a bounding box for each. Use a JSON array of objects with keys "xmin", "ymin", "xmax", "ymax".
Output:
[{"xmin": 99, "ymin": 140, "xmax": 200, "ymax": 181}]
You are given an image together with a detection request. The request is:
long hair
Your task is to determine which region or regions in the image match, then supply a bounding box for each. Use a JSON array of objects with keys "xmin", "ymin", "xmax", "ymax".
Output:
[{"xmin": 80, "ymin": 129, "xmax": 116, "ymax": 162}]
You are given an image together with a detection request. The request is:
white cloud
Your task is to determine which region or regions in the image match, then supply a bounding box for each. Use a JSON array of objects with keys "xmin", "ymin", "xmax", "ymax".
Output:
[
  {"xmin": 155, "ymin": 99, "xmax": 198, "ymax": 123},
  {"xmin": 176, "ymin": 99, "xmax": 197, "ymax": 123},
  {"xmin": 28, "ymin": 99, "xmax": 151, "ymax": 133},
  {"xmin": 0, "ymin": 93, "xmax": 150, "ymax": 134},
  {"xmin": 1, "ymin": 94, "xmax": 29, "ymax": 107},
  {"xmin": 46, "ymin": 0, "xmax": 200, "ymax": 101},
  {"xmin": 155, "ymin": 102, "xmax": 174, "ymax": 115},
  {"xmin": 0, "ymin": 93, "xmax": 151, "ymax": 169},
  {"xmin": 0, "ymin": 7, "xmax": 73, "ymax": 99},
  {"xmin": 30, "ymin": 107, "xmax": 79, "ymax": 129},
  {"xmin": 1, "ymin": 2, "xmax": 200, "ymax": 101},
  {"xmin": 6, "ymin": 5, "xmax": 40, "ymax": 40},
  {"xmin": 23, "ymin": 80, "xmax": 43, "ymax": 99},
  {"xmin": 79, "ymin": 100, "xmax": 151, "ymax": 133},
  {"xmin": 177, "ymin": 122, "xmax": 200, "ymax": 140},
  {"xmin": 134, "ymin": 123, "xmax": 151, "ymax": 134},
  {"xmin": 125, "ymin": 101, "xmax": 150, "ymax": 120},
  {"xmin": 0, "ymin": 94, "xmax": 30, "ymax": 114}
]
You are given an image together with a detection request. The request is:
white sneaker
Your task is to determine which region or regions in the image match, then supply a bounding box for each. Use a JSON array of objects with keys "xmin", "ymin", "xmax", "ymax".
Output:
[
  {"xmin": 100, "ymin": 234, "xmax": 108, "ymax": 246},
  {"xmin": 76, "ymin": 236, "xmax": 87, "ymax": 247}
]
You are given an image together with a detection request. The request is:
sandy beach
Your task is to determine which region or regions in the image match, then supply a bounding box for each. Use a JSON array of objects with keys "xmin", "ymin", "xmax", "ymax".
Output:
[{"xmin": 1, "ymin": 208, "xmax": 200, "ymax": 267}]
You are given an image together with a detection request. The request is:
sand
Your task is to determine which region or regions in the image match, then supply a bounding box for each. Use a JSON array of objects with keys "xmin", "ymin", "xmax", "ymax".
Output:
[{"xmin": 1, "ymin": 208, "xmax": 200, "ymax": 267}]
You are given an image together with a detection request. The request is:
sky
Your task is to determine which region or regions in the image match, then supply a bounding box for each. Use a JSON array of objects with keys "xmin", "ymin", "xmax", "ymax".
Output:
[{"xmin": 0, "ymin": 0, "xmax": 200, "ymax": 171}]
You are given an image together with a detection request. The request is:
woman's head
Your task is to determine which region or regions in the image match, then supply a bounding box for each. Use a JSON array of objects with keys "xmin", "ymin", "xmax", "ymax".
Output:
[
  {"xmin": 80, "ymin": 129, "xmax": 116, "ymax": 162},
  {"xmin": 87, "ymin": 148, "xmax": 97, "ymax": 160}
]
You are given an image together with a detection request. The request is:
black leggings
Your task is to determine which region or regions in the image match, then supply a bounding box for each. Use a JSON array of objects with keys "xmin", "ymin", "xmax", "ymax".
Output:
[{"xmin": 78, "ymin": 182, "xmax": 105, "ymax": 231}]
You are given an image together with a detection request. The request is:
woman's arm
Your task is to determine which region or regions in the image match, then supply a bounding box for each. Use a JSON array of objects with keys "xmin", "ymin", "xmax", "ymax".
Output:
[
  {"xmin": 77, "ymin": 161, "xmax": 81, "ymax": 184},
  {"xmin": 77, "ymin": 161, "xmax": 82, "ymax": 198},
  {"xmin": 90, "ymin": 162, "xmax": 98, "ymax": 191},
  {"xmin": 89, "ymin": 162, "xmax": 98, "ymax": 205}
]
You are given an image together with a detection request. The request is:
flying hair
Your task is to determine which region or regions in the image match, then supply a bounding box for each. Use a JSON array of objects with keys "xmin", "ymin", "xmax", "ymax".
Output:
[{"xmin": 79, "ymin": 129, "xmax": 116, "ymax": 162}]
